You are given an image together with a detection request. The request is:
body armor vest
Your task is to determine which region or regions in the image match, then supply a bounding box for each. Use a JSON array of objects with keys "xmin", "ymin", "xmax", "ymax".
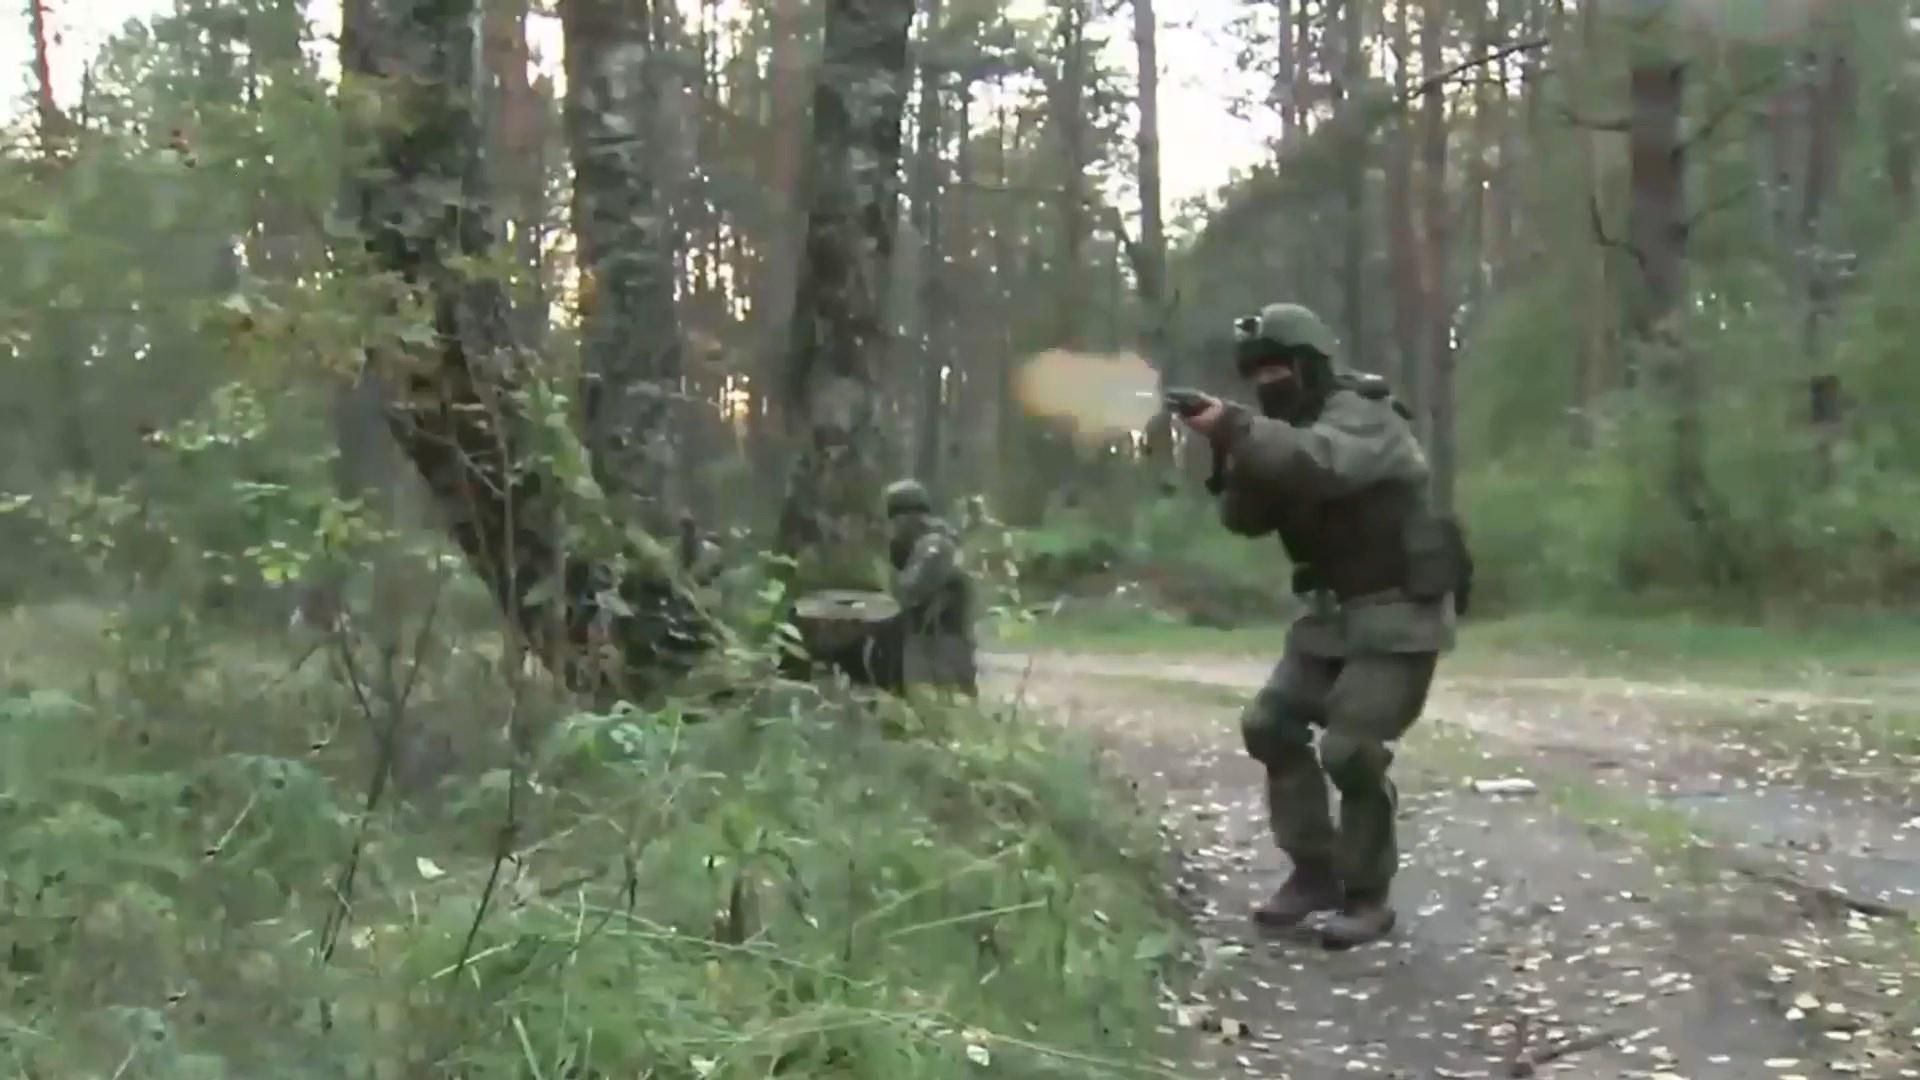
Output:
[
  {"xmin": 893, "ymin": 520, "xmax": 975, "ymax": 637},
  {"xmin": 1273, "ymin": 378, "xmax": 1436, "ymax": 602}
]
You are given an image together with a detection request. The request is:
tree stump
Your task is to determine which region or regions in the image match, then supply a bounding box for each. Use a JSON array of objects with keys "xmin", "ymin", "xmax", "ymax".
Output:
[{"xmin": 782, "ymin": 589, "xmax": 905, "ymax": 693}]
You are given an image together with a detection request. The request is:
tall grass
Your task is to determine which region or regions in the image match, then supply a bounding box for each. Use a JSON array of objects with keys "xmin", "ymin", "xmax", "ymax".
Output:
[{"xmin": 0, "ymin": 601, "xmax": 1185, "ymax": 1079}]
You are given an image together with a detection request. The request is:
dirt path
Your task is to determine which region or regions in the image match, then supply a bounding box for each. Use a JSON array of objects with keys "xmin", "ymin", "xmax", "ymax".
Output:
[{"xmin": 983, "ymin": 650, "xmax": 1920, "ymax": 1080}]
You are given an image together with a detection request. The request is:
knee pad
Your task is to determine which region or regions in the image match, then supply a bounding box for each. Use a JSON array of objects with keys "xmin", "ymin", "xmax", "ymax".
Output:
[
  {"xmin": 1239, "ymin": 688, "xmax": 1316, "ymax": 765},
  {"xmin": 1317, "ymin": 731, "xmax": 1392, "ymax": 791}
]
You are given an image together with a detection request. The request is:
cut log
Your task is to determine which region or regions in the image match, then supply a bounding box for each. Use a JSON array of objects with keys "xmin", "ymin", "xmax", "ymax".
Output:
[{"xmin": 782, "ymin": 589, "xmax": 904, "ymax": 693}]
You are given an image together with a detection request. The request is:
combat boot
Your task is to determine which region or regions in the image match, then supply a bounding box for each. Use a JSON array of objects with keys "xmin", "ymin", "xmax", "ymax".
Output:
[
  {"xmin": 1251, "ymin": 857, "xmax": 1342, "ymax": 930},
  {"xmin": 1316, "ymin": 895, "xmax": 1397, "ymax": 949}
]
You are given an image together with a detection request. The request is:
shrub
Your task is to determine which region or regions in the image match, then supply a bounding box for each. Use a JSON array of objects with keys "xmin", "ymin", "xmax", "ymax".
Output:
[{"xmin": 0, "ymin": 602, "xmax": 1185, "ymax": 1079}]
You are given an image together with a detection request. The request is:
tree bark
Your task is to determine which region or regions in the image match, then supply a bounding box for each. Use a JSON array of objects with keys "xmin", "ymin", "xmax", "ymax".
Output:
[
  {"xmin": 483, "ymin": 0, "xmax": 549, "ymax": 348},
  {"xmin": 991, "ymin": 95, "xmax": 1028, "ymax": 521},
  {"xmin": 342, "ymin": 0, "xmax": 714, "ymax": 702},
  {"xmin": 909, "ymin": 0, "xmax": 948, "ymax": 494},
  {"xmin": 1338, "ymin": 0, "xmax": 1367, "ymax": 369},
  {"xmin": 1133, "ymin": 0, "xmax": 1175, "ymax": 468},
  {"xmin": 27, "ymin": 0, "xmax": 67, "ymax": 155},
  {"xmin": 1386, "ymin": 0, "xmax": 1424, "ymax": 417},
  {"xmin": 1055, "ymin": 0, "xmax": 1091, "ymax": 343},
  {"xmin": 775, "ymin": 0, "xmax": 917, "ymax": 589},
  {"xmin": 1488, "ymin": 0, "xmax": 1518, "ymax": 284},
  {"xmin": 1624, "ymin": 22, "xmax": 1717, "ymax": 576},
  {"xmin": 948, "ymin": 79, "xmax": 982, "ymax": 491},
  {"xmin": 1571, "ymin": 0, "xmax": 1612, "ymax": 446},
  {"xmin": 743, "ymin": 0, "xmax": 816, "ymax": 513},
  {"xmin": 1277, "ymin": 0, "xmax": 1298, "ymax": 139},
  {"xmin": 1464, "ymin": 0, "xmax": 1495, "ymax": 324},
  {"xmin": 564, "ymin": 0, "xmax": 685, "ymax": 534},
  {"xmin": 1790, "ymin": 22, "xmax": 1855, "ymax": 480},
  {"xmin": 1625, "ymin": 54, "xmax": 1687, "ymax": 368},
  {"xmin": 1419, "ymin": 0, "xmax": 1454, "ymax": 513}
]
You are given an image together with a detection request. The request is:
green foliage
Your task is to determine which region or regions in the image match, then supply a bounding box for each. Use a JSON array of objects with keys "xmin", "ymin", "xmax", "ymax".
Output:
[
  {"xmin": 989, "ymin": 491, "xmax": 1297, "ymax": 630},
  {"xmin": 1163, "ymin": 0, "xmax": 1920, "ymax": 621},
  {"xmin": 1457, "ymin": 248, "xmax": 1920, "ymax": 613},
  {"xmin": 0, "ymin": 598, "xmax": 1182, "ymax": 1079},
  {"xmin": 0, "ymin": 4, "xmax": 1202, "ymax": 1073}
]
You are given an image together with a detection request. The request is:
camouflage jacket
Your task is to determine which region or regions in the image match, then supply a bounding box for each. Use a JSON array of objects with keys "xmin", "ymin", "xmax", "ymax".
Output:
[
  {"xmin": 891, "ymin": 519, "xmax": 979, "ymax": 692},
  {"xmin": 1212, "ymin": 385, "xmax": 1455, "ymax": 658}
]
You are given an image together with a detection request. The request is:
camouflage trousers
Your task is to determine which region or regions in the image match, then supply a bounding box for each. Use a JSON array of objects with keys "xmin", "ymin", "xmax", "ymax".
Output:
[{"xmin": 1238, "ymin": 646, "xmax": 1438, "ymax": 901}]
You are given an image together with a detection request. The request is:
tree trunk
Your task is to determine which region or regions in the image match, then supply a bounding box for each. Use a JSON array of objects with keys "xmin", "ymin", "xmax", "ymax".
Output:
[
  {"xmin": 1134, "ymin": 0, "xmax": 1175, "ymax": 470},
  {"xmin": 1386, "ymin": 0, "xmax": 1424, "ymax": 416},
  {"xmin": 1488, "ymin": 0, "xmax": 1518, "ymax": 284},
  {"xmin": 775, "ymin": 0, "xmax": 917, "ymax": 590},
  {"xmin": 484, "ymin": 0, "xmax": 547, "ymax": 347},
  {"xmin": 1624, "ymin": 24, "xmax": 1717, "ymax": 577},
  {"xmin": 28, "ymin": 0, "xmax": 67, "ymax": 155},
  {"xmin": 1055, "ymin": 0, "xmax": 1091, "ymax": 342},
  {"xmin": 910, "ymin": 0, "xmax": 948, "ymax": 495},
  {"xmin": 1625, "ymin": 53, "xmax": 1687, "ymax": 370},
  {"xmin": 1277, "ymin": 0, "xmax": 1298, "ymax": 139},
  {"xmin": 1338, "ymin": 0, "xmax": 1367, "ymax": 369},
  {"xmin": 1419, "ymin": 0, "xmax": 1453, "ymax": 513},
  {"xmin": 949, "ymin": 79, "xmax": 983, "ymax": 492},
  {"xmin": 1464, "ymin": 0, "xmax": 1495, "ymax": 324},
  {"xmin": 991, "ymin": 95, "xmax": 1028, "ymax": 521},
  {"xmin": 1792, "ymin": 24, "xmax": 1855, "ymax": 481},
  {"xmin": 342, "ymin": 0, "xmax": 714, "ymax": 702},
  {"xmin": 564, "ymin": 0, "xmax": 685, "ymax": 534},
  {"xmin": 1570, "ymin": 0, "xmax": 1612, "ymax": 446},
  {"xmin": 748, "ymin": 0, "xmax": 816, "ymax": 513},
  {"xmin": 1292, "ymin": 0, "xmax": 1314, "ymax": 135}
]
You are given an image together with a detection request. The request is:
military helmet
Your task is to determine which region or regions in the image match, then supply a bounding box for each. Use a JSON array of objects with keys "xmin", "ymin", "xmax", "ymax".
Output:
[
  {"xmin": 883, "ymin": 478, "xmax": 933, "ymax": 517},
  {"xmin": 1233, "ymin": 302, "xmax": 1339, "ymax": 375}
]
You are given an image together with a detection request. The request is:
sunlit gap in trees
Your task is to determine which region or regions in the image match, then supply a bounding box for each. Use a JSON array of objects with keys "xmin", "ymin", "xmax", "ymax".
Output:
[{"xmin": 718, "ymin": 373, "xmax": 753, "ymax": 429}]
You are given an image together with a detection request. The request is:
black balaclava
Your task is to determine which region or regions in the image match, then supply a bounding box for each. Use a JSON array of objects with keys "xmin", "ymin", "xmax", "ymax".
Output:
[
  {"xmin": 1236, "ymin": 339, "xmax": 1333, "ymax": 423},
  {"xmin": 889, "ymin": 512, "xmax": 929, "ymax": 569}
]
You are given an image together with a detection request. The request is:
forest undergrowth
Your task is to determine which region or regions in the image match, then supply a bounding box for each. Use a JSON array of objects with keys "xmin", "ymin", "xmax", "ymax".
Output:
[{"xmin": 0, "ymin": 599, "xmax": 1186, "ymax": 1079}]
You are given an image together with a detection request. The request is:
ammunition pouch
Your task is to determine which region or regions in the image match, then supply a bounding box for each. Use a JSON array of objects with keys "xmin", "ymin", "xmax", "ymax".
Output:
[{"xmin": 1402, "ymin": 512, "xmax": 1474, "ymax": 616}]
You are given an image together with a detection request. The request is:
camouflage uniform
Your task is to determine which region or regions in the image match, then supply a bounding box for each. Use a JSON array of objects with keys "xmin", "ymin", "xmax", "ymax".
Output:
[
  {"xmin": 884, "ymin": 480, "xmax": 979, "ymax": 696},
  {"xmin": 1204, "ymin": 303, "xmax": 1460, "ymax": 947}
]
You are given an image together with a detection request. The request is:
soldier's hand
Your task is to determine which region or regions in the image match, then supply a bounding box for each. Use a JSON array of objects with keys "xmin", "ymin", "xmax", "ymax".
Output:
[{"xmin": 1175, "ymin": 394, "xmax": 1226, "ymax": 436}]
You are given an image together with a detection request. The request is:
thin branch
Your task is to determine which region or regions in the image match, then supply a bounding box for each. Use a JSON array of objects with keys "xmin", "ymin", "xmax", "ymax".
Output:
[
  {"xmin": 1729, "ymin": 859, "xmax": 1913, "ymax": 922},
  {"xmin": 1685, "ymin": 185, "xmax": 1756, "ymax": 232},
  {"xmin": 1522, "ymin": 1025, "xmax": 1633, "ymax": 1072},
  {"xmin": 1556, "ymin": 103, "xmax": 1630, "ymax": 132},
  {"xmin": 1401, "ymin": 37, "xmax": 1552, "ymax": 104},
  {"xmin": 1098, "ymin": 202, "xmax": 1149, "ymax": 287},
  {"xmin": 1588, "ymin": 194, "xmax": 1648, "ymax": 274},
  {"xmin": 951, "ymin": 179, "xmax": 1067, "ymax": 199},
  {"xmin": 1682, "ymin": 71, "xmax": 1787, "ymax": 153},
  {"xmin": 316, "ymin": 622, "xmax": 406, "ymax": 967}
]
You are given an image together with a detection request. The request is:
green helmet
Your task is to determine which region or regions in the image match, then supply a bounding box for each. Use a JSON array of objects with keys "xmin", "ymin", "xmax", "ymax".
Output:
[
  {"xmin": 883, "ymin": 478, "xmax": 932, "ymax": 517},
  {"xmin": 1233, "ymin": 302, "xmax": 1339, "ymax": 375}
]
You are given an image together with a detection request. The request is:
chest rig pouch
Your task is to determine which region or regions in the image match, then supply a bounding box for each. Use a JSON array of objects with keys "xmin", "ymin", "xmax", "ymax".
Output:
[
  {"xmin": 1401, "ymin": 512, "xmax": 1474, "ymax": 615},
  {"xmin": 1279, "ymin": 372, "xmax": 1474, "ymax": 616}
]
